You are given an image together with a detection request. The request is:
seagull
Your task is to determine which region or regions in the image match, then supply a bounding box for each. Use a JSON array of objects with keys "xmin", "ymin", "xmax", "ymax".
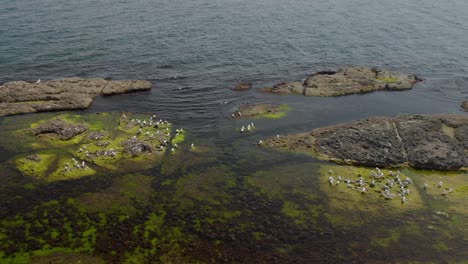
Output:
[
  {"xmin": 258, "ymin": 140, "xmax": 263, "ymax": 145},
  {"xmin": 36, "ymin": 79, "xmax": 41, "ymax": 84}
]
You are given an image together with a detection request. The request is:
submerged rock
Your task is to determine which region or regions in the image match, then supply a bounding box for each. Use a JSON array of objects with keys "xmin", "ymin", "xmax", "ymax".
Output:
[
  {"xmin": 262, "ymin": 66, "xmax": 422, "ymax": 96},
  {"xmin": 263, "ymin": 114, "xmax": 468, "ymax": 171},
  {"xmin": 231, "ymin": 104, "xmax": 290, "ymax": 119},
  {"xmin": 0, "ymin": 78, "xmax": 152, "ymax": 116},
  {"xmin": 231, "ymin": 82, "xmax": 253, "ymax": 91},
  {"xmin": 462, "ymin": 100, "xmax": 468, "ymax": 111}
]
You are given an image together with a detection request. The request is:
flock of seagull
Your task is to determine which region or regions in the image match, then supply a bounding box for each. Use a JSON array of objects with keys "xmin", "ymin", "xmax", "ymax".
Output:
[
  {"xmin": 60, "ymin": 114, "xmax": 195, "ymax": 175},
  {"xmin": 327, "ymin": 167, "xmax": 455, "ymax": 204}
]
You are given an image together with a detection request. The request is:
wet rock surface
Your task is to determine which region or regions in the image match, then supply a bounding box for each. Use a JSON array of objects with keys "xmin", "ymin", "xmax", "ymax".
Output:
[
  {"xmin": 31, "ymin": 119, "xmax": 88, "ymax": 140},
  {"xmin": 0, "ymin": 78, "xmax": 152, "ymax": 116},
  {"xmin": 462, "ymin": 100, "xmax": 468, "ymax": 111},
  {"xmin": 262, "ymin": 66, "xmax": 422, "ymax": 96},
  {"xmin": 263, "ymin": 114, "xmax": 468, "ymax": 171}
]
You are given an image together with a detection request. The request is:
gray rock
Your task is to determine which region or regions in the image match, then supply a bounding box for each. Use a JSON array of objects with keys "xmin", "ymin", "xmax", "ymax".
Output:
[
  {"xmin": 0, "ymin": 78, "xmax": 152, "ymax": 116},
  {"xmin": 263, "ymin": 66, "xmax": 422, "ymax": 97},
  {"xmin": 122, "ymin": 139, "xmax": 154, "ymax": 156},
  {"xmin": 32, "ymin": 119, "xmax": 88, "ymax": 140},
  {"xmin": 264, "ymin": 114, "xmax": 467, "ymax": 171}
]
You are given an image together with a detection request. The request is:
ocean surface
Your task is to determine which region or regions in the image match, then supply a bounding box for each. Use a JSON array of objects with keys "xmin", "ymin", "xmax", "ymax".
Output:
[{"xmin": 1, "ymin": 0, "xmax": 468, "ymax": 263}]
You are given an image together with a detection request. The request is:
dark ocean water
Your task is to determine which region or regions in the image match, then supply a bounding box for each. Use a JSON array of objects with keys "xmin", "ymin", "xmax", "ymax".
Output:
[
  {"xmin": 1, "ymin": 0, "xmax": 467, "ymax": 134},
  {"xmin": 1, "ymin": 0, "xmax": 468, "ymax": 263}
]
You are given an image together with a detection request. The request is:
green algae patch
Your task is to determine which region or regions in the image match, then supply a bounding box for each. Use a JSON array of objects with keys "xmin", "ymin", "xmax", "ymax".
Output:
[
  {"xmin": 232, "ymin": 104, "xmax": 291, "ymax": 119},
  {"xmin": 174, "ymin": 166, "xmax": 236, "ymax": 206},
  {"xmin": 31, "ymin": 252, "xmax": 106, "ymax": 264},
  {"xmin": 123, "ymin": 211, "xmax": 197, "ymax": 264},
  {"xmin": 77, "ymin": 174, "xmax": 154, "ymax": 215},
  {"xmin": 259, "ymin": 104, "xmax": 291, "ymax": 119},
  {"xmin": 319, "ymin": 164, "xmax": 424, "ymax": 228},
  {"xmin": 47, "ymin": 156, "xmax": 96, "ymax": 182},
  {"xmin": 15, "ymin": 153, "xmax": 56, "ymax": 179},
  {"xmin": 432, "ymin": 242, "xmax": 449, "ymax": 252},
  {"xmin": 160, "ymin": 145, "xmax": 217, "ymax": 176},
  {"xmin": 372, "ymin": 229, "xmax": 400, "ymax": 248},
  {"xmin": 404, "ymin": 170, "xmax": 468, "ymax": 216},
  {"xmin": 246, "ymin": 164, "xmax": 323, "ymax": 228},
  {"xmin": 7, "ymin": 112, "xmax": 188, "ymax": 182},
  {"xmin": 171, "ymin": 129, "xmax": 186, "ymax": 145}
]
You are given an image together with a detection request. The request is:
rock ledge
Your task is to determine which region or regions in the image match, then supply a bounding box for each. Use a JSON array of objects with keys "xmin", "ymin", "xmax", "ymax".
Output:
[
  {"xmin": 263, "ymin": 114, "xmax": 467, "ymax": 171},
  {"xmin": 263, "ymin": 66, "xmax": 422, "ymax": 97},
  {"xmin": 0, "ymin": 78, "xmax": 152, "ymax": 116}
]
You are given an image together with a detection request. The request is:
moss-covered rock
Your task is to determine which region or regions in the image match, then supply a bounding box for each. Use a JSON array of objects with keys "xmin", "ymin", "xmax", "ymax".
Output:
[
  {"xmin": 319, "ymin": 164, "xmax": 424, "ymax": 228},
  {"xmin": 7, "ymin": 112, "xmax": 189, "ymax": 181}
]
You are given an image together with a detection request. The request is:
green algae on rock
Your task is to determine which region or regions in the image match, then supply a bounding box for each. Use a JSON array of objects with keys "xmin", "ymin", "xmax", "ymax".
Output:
[
  {"xmin": 318, "ymin": 164, "xmax": 424, "ymax": 228},
  {"xmin": 262, "ymin": 66, "xmax": 422, "ymax": 97},
  {"xmin": 231, "ymin": 104, "xmax": 290, "ymax": 119},
  {"xmin": 10, "ymin": 112, "xmax": 187, "ymax": 182}
]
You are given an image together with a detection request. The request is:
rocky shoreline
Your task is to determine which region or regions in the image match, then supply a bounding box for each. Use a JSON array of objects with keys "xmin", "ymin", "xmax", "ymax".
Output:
[
  {"xmin": 462, "ymin": 100, "xmax": 468, "ymax": 111},
  {"xmin": 262, "ymin": 114, "xmax": 467, "ymax": 171},
  {"xmin": 0, "ymin": 78, "xmax": 152, "ymax": 116},
  {"xmin": 262, "ymin": 66, "xmax": 422, "ymax": 96}
]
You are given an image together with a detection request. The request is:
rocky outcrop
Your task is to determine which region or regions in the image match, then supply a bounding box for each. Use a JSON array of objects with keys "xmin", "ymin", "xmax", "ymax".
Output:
[
  {"xmin": 231, "ymin": 82, "xmax": 252, "ymax": 91},
  {"xmin": 0, "ymin": 78, "xmax": 152, "ymax": 116},
  {"xmin": 263, "ymin": 114, "xmax": 467, "ymax": 171},
  {"xmin": 462, "ymin": 100, "xmax": 468, "ymax": 111},
  {"xmin": 262, "ymin": 66, "xmax": 422, "ymax": 97},
  {"xmin": 32, "ymin": 119, "xmax": 88, "ymax": 140}
]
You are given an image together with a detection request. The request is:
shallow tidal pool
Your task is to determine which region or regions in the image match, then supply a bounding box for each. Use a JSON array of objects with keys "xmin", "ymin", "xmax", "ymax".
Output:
[{"xmin": 0, "ymin": 112, "xmax": 466, "ymax": 264}]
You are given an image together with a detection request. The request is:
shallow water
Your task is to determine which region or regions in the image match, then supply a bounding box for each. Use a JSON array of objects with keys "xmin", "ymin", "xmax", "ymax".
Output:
[{"xmin": 1, "ymin": 0, "xmax": 468, "ymax": 263}]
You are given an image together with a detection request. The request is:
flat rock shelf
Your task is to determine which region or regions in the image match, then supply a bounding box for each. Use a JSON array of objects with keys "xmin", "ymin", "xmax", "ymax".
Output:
[
  {"xmin": 0, "ymin": 78, "xmax": 152, "ymax": 116},
  {"xmin": 262, "ymin": 66, "xmax": 422, "ymax": 97},
  {"xmin": 262, "ymin": 114, "xmax": 468, "ymax": 171}
]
